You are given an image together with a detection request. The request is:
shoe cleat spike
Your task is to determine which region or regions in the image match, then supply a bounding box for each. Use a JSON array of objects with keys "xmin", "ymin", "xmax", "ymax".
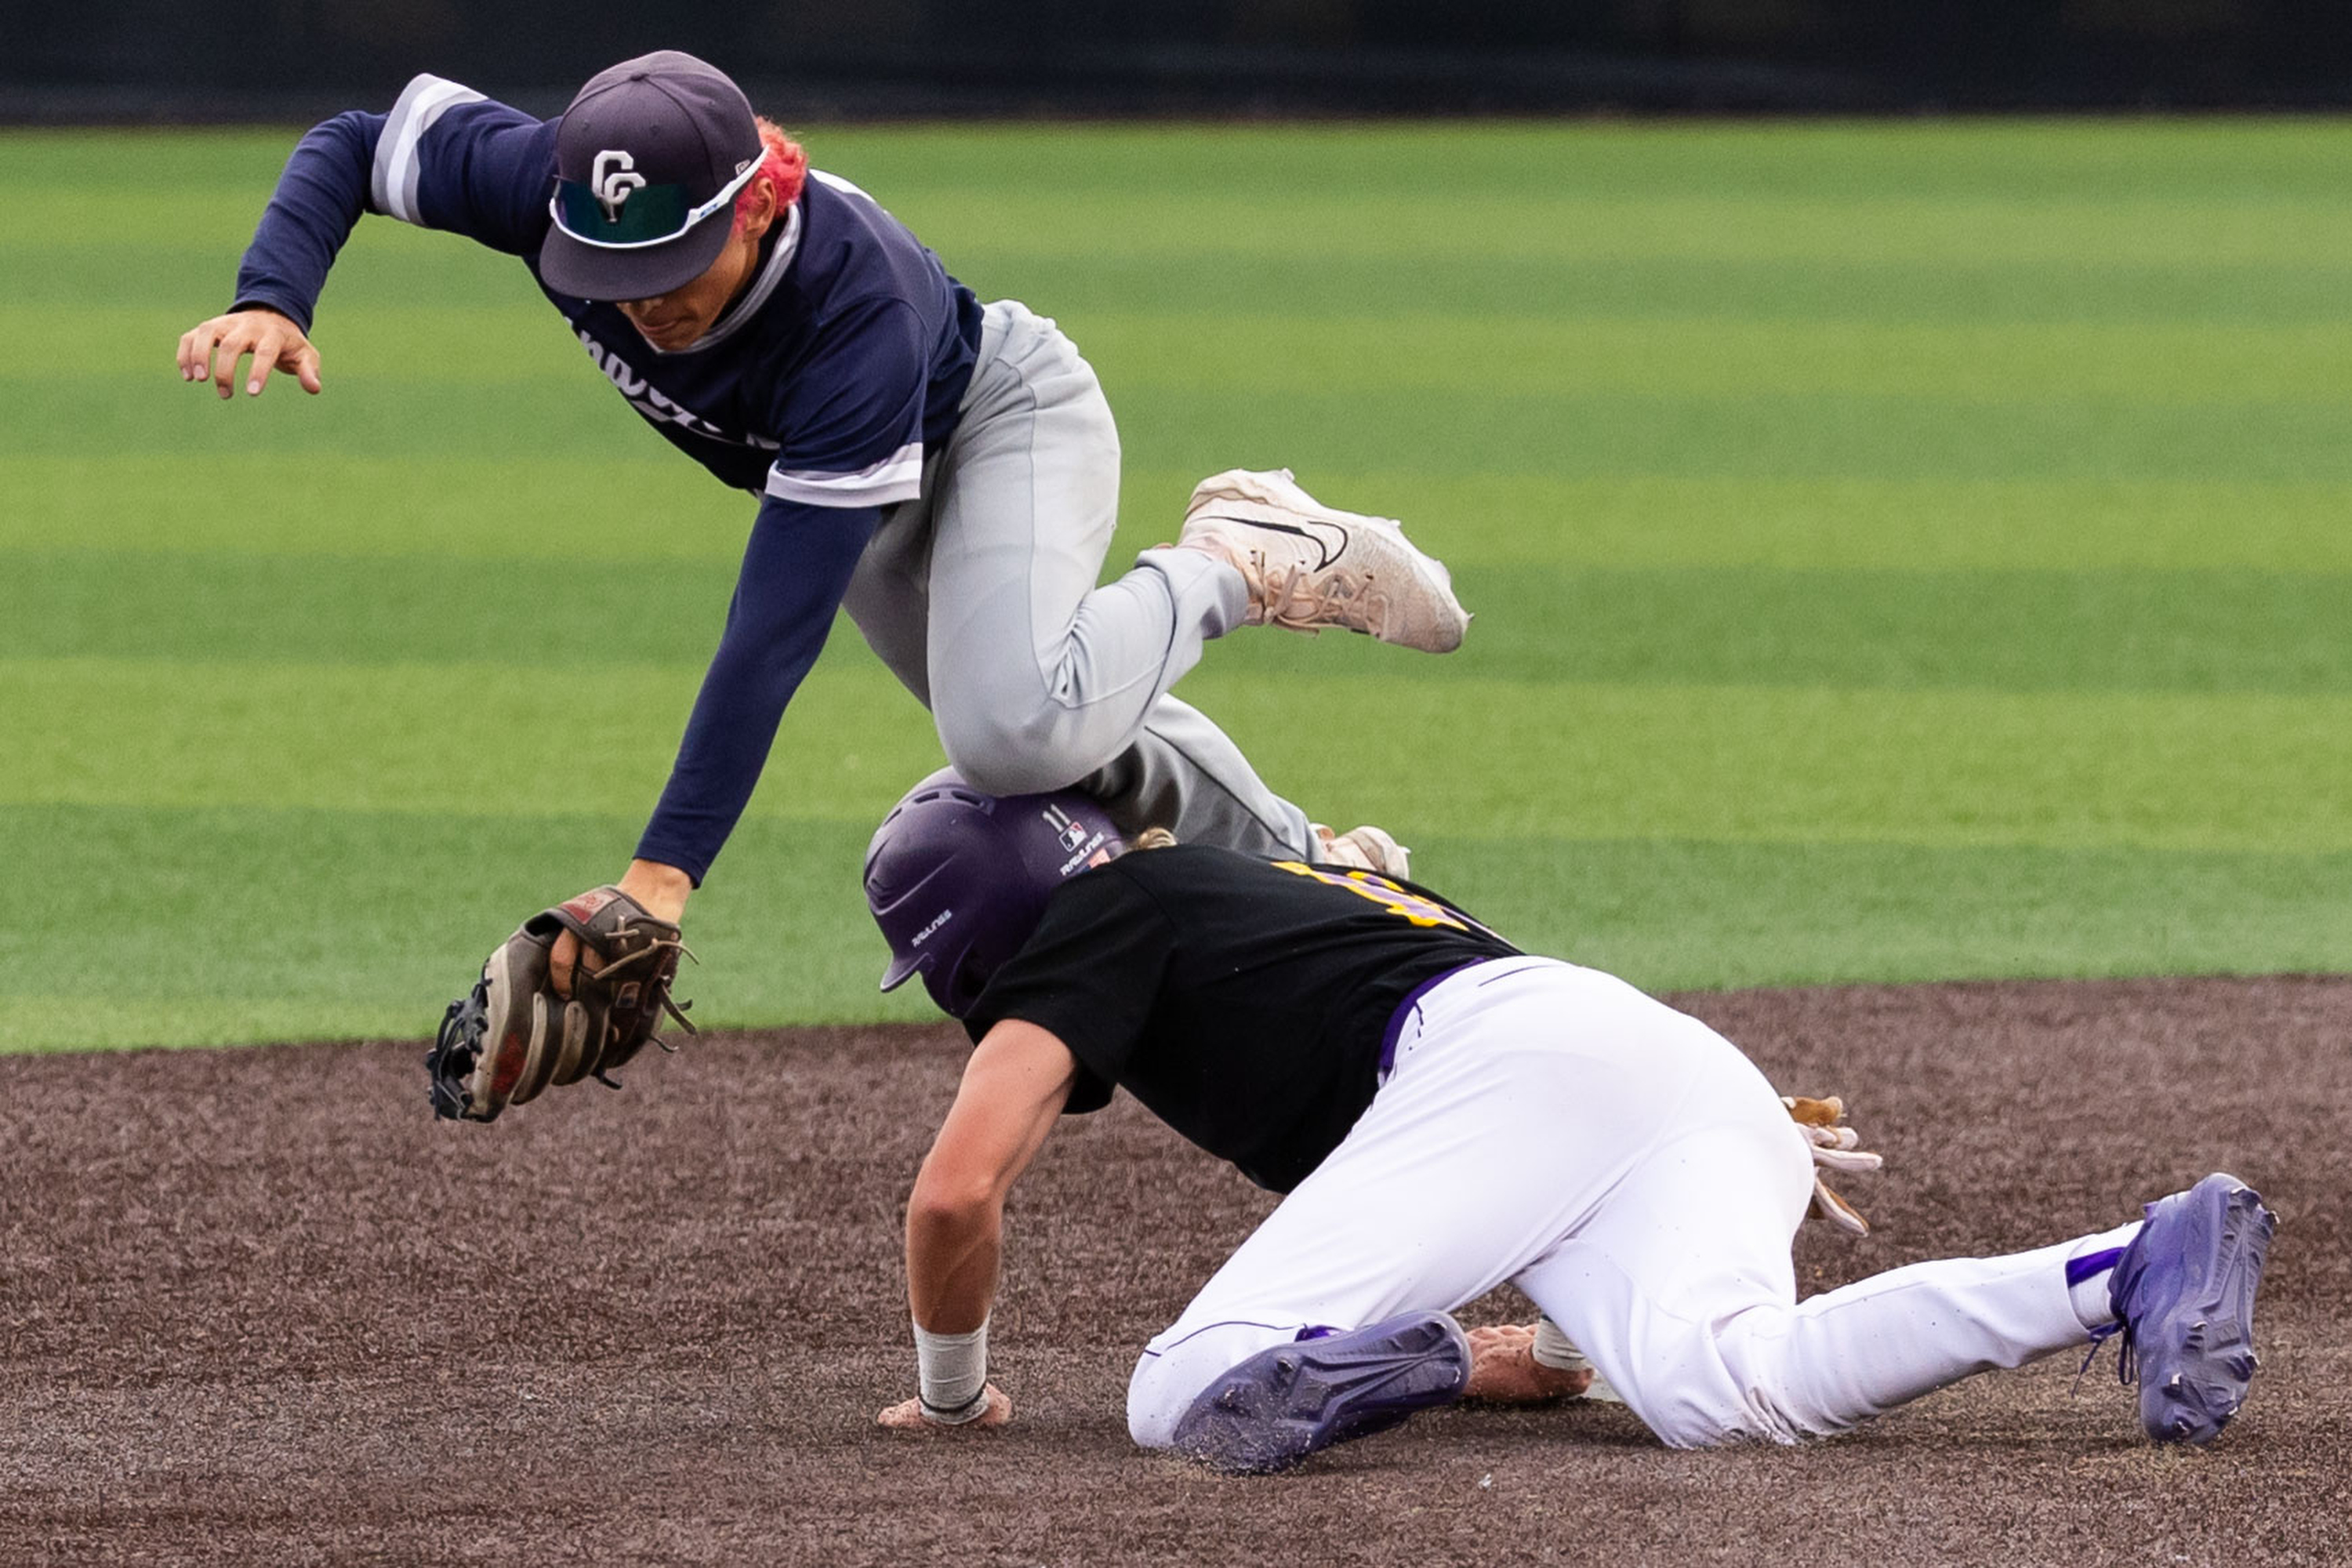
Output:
[
  {"xmin": 1171, "ymin": 1311, "xmax": 1472, "ymax": 1474},
  {"xmin": 2107, "ymin": 1172, "xmax": 2276, "ymax": 1446}
]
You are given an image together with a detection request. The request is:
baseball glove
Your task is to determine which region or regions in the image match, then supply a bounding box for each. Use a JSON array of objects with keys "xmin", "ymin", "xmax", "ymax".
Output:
[
  {"xmin": 1784, "ymin": 1094, "xmax": 1884, "ymax": 1236},
  {"xmin": 426, "ymin": 886, "xmax": 696, "ymax": 1123}
]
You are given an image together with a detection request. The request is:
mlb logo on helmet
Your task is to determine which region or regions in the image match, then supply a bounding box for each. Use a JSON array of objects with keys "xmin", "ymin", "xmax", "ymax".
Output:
[{"xmin": 1043, "ymin": 804, "xmax": 1089, "ymax": 854}]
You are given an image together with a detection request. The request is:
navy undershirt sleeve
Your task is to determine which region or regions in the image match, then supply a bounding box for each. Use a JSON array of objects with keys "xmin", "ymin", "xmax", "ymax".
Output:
[
  {"xmin": 230, "ymin": 112, "xmax": 384, "ymax": 332},
  {"xmin": 634, "ymin": 495, "xmax": 882, "ymax": 884}
]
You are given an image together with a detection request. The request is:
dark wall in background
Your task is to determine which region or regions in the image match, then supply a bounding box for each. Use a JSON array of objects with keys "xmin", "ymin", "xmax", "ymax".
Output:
[{"xmin": 9, "ymin": 0, "xmax": 2352, "ymax": 121}]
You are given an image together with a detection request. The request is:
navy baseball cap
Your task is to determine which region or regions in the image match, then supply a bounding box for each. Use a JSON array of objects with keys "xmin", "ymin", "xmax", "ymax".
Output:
[{"xmin": 539, "ymin": 51, "xmax": 767, "ymax": 303}]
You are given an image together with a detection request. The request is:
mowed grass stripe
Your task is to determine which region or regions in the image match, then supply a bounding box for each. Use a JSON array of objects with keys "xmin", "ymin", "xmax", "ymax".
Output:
[
  {"xmin": 0, "ymin": 657, "xmax": 944, "ymax": 821},
  {"xmin": 1, "ymin": 805, "xmax": 931, "ymax": 1052},
  {"xmin": 43, "ymin": 241, "xmax": 2352, "ymax": 325},
  {"xmin": 1103, "ymin": 387, "xmax": 2352, "ymax": 487},
  {"xmin": 27, "ymin": 129, "xmax": 2352, "ymax": 266},
  {"xmin": 1229, "ymin": 566, "xmax": 2352, "ymax": 695},
  {"xmin": 1343, "ymin": 474, "xmax": 2352, "ymax": 573},
  {"xmin": 949, "ymin": 251, "xmax": 2352, "ymax": 328},
  {"xmin": 927, "ymin": 189, "xmax": 2352, "ymax": 269},
  {"xmin": 36, "ymin": 309, "xmax": 2352, "ymax": 405},
  {"xmin": 13, "ymin": 553, "xmax": 2352, "ymax": 698},
  {"xmin": 24, "ymin": 383, "xmax": 2352, "ymax": 487},
  {"xmin": 9, "ymin": 658, "xmax": 2350, "ymax": 853},
  {"xmin": 1436, "ymin": 834, "xmax": 2352, "ymax": 993},
  {"xmin": 1193, "ymin": 672, "xmax": 2352, "ymax": 855},
  {"xmin": 1079, "ymin": 315, "xmax": 2352, "ymax": 404},
  {"xmin": 0, "ymin": 456, "xmax": 744, "ymax": 561},
  {"xmin": 11, "ymin": 802, "xmax": 2350, "ymax": 1051},
  {"xmin": 3, "ymin": 553, "xmax": 735, "ymax": 666},
  {"xmin": 23, "ymin": 125, "xmax": 2352, "ymax": 329},
  {"xmin": 17, "ymin": 459, "xmax": 2352, "ymax": 575},
  {"xmin": 18, "ymin": 118, "xmax": 2352, "ymax": 201}
]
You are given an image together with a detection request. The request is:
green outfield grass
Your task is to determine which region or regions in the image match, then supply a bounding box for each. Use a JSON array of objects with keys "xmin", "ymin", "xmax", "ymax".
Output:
[{"xmin": 5, "ymin": 119, "xmax": 2349, "ymax": 1051}]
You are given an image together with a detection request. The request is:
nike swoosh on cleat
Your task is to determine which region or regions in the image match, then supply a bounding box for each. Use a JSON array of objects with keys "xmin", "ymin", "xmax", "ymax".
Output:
[{"xmin": 1196, "ymin": 514, "xmax": 1347, "ymax": 570}]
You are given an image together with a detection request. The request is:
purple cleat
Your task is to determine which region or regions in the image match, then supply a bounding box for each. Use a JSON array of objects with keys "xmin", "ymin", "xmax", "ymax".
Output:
[
  {"xmin": 2107, "ymin": 1172, "xmax": 2278, "ymax": 1445},
  {"xmin": 1171, "ymin": 1311, "xmax": 1472, "ymax": 1475}
]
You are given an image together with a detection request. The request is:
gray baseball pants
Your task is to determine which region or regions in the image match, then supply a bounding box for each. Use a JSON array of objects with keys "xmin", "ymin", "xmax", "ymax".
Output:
[{"xmin": 840, "ymin": 299, "xmax": 1314, "ymax": 858}]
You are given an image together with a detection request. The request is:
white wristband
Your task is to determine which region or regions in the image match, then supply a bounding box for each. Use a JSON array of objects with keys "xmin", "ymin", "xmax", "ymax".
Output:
[
  {"xmin": 1531, "ymin": 1316, "xmax": 1592, "ymax": 1373},
  {"xmin": 914, "ymin": 1316, "xmax": 989, "ymax": 1423}
]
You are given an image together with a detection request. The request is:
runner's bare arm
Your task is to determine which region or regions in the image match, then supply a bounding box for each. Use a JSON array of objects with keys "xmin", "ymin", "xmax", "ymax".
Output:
[{"xmin": 879, "ymin": 1019, "xmax": 1080, "ymax": 1432}]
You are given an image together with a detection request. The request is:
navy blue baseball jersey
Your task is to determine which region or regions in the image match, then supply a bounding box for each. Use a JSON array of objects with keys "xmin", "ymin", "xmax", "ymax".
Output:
[{"xmin": 229, "ymin": 76, "xmax": 988, "ymax": 882}]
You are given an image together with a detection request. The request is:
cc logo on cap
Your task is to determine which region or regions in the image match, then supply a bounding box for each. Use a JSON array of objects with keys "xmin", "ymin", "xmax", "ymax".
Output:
[{"xmin": 591, "ymin": 150, "xmax": 648, "ymax": 222}]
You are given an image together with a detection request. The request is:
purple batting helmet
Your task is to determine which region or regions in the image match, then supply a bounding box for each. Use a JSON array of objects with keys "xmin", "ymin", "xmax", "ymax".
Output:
[{"xmin": 864, "ymin": 769, "xmax": 1124, "ymax": 1018}]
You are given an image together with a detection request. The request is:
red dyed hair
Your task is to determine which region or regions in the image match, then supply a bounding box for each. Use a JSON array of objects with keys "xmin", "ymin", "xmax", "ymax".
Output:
[{"xmin": 733, "ymin": 117, "xmax": 808, "ymax": 234}]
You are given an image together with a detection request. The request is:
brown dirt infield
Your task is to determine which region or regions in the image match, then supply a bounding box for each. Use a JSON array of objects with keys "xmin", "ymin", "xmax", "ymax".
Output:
[{"xmin": 2, "ymin": 975, "xmax": 2345, "ymax": 1567}]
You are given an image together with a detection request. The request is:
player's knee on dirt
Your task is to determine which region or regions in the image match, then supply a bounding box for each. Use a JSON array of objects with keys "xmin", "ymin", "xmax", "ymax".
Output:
[
  {"xmin": 1701, "ymin": 1308, "xmax": 1876, "ymax": 1444},
  {"xmin": 1126, "ymin": 1322, "xmax": 1301, "ymax": 1450},
  {"xmin": 1127, "ymin": 1343, "xmax": 1208, "ymax": 1450},
  {"xmin": 1566, "ymin": 1309, "xmax": 1818, "ymax": 1450},
  {"xmin": 1640, "ymin": 1303, "xmax": 1930, "ymax": 1448},
  {"xmin": 1127, "ymin": 1371, "xmax": 1183, "ymax": 1450}
]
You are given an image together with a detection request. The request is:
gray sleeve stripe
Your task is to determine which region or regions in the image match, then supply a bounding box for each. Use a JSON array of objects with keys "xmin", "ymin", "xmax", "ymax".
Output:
[
  {"xmin": 369, "ymin": 74, "xmax": 486, "ymax": 224},
  {"xmin": 765, "ymin": 441, "xmax": 925, "ymax": 507},
  {"xmin": 809, "ymin": 169, "xmax": 877, "ymax": 205}
]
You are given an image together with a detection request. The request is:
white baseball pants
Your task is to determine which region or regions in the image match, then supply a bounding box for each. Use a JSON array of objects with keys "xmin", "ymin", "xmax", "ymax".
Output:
[
  {"xmin": 839, "ymin": 299, "xmax": 1313, "ymax": 859},
  {"xmin": 1127, "ymin": 959, "xmax": 2136, "ymax": 1450}
]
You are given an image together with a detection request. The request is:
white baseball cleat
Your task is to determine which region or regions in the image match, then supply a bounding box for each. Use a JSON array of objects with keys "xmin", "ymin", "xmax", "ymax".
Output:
[
  {"xmin": 1311, "ymin": 822, "xmax": 1412, "ymax": 880},
  {"xmin": 1178, "ymin": 468, "xmax": 1469, "ymax": 653}
]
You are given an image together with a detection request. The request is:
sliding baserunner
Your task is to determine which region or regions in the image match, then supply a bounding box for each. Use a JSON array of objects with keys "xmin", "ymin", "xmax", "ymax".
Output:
[{"xmin": 861, "ymin": 772, "xmax": 2275, "ymax": 1471}]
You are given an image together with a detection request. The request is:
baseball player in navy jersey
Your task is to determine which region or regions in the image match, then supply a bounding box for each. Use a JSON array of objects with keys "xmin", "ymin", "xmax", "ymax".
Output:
[
  {"xmin": 859, "ymin": 772, "xmax": 2276, "ymax": 1472},
  {"xmin": 176, "ymin": 50, "xmax": 1461, "ymax": 983}
]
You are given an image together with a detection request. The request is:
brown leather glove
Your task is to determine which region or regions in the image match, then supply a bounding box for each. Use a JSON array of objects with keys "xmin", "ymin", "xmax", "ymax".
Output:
[{"xmin": 427, "ymin": 886, "xmax": 695, "ymax": 1122}]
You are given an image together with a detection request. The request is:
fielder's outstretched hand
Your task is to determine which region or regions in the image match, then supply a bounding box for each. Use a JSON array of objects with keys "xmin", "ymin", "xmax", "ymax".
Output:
[
  {"xmin": 426, "ymin": 884, "xmax": 695, "ymax": 1123},
  {"xmin": 877, "ymin": 1385, "xmax": 1014, "ymax": 1432},
  {"xmin": 1783, "ymin": 1094, "xmax": 1885, "ymax": 1236},
  {"xmin": 177, "ymin": 307, "xmax": 322, "ymax": 399},
  {"xmin": 551, "ymin": 860, "xmax": 694, "ymax": 1001}
]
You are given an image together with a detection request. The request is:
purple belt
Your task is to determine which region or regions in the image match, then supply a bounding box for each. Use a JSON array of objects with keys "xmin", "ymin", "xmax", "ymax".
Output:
[{"xmin": 1377, "ymin": 960, "xmax": 1486, "ymax": 1079}]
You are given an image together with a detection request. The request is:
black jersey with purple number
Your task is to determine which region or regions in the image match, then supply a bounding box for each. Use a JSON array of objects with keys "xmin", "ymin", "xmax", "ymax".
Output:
[{"xmin": 964, "ymin": 846, "xmax": 1523, "ymax": 1193}]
